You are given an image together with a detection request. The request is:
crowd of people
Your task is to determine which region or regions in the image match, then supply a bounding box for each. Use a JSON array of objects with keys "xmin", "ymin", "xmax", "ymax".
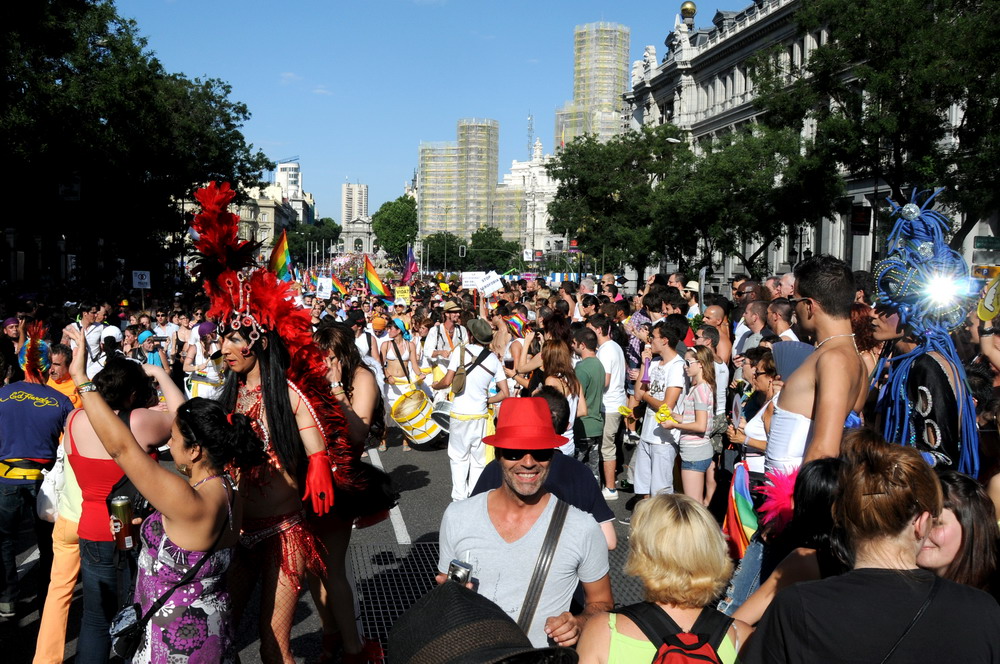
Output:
[{"xmin": 3, "ymin": 185, "xmax": 1000, "ymax": 662}]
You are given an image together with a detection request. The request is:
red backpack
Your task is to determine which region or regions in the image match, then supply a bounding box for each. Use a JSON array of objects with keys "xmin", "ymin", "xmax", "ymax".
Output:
[{"xmin": 615, "ymin": 602, "xmax": 734, "ymax": 664}]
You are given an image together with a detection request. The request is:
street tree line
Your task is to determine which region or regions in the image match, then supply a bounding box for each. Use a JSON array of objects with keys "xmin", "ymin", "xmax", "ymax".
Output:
[{"xmin": 545, "ymin": 0, "xmax": 1000, "ymax": 278}]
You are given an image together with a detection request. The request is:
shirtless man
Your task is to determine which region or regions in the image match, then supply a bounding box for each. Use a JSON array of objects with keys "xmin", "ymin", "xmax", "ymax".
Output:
[
  {"xmin": 701, "ymin": 305, "xmax": 732, "ymax": 364},
  {"xmin": 778, "ymin": 256, "xmax": 868, "ymax": 468}
]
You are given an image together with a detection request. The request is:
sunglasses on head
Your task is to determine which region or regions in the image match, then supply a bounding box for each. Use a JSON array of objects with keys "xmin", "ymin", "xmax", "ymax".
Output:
[{"xmin": 495, "ymin": 448, "xmax": 555, "ymax": 462}]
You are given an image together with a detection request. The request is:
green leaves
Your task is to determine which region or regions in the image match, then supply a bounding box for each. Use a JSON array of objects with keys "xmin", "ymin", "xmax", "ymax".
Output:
[{"xmin": 371, "ymin": 196, "xmax": 418, "ymax": 261}]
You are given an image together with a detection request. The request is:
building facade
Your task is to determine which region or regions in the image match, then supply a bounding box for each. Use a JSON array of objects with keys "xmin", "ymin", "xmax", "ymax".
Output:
[
  {"xmin": 555, "ymin": 22, "xmax": 631, "ymax": 146},
  {"xmin": 418, "ymin": 118, "xmax": 500, "ymax": 242},
  {"xmin": 338, "ymin": 216, "xmax": 376, "ymax": 255},
  {"xmin": 342, "ymin": 183, "xmax": 368, "ymax": 226},
  {"xmin": 625, "ymin": 0, "xmax": 991, "ymax": 278},
  {"xmin": 499, "ymin": 139, "xmax": 563, "ymax": 255}
]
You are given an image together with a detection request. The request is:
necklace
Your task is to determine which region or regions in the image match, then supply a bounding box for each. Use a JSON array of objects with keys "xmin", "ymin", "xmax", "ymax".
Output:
[{"xmin": 815, "ymin": 333, "xmax": 856, "ymax": 349}]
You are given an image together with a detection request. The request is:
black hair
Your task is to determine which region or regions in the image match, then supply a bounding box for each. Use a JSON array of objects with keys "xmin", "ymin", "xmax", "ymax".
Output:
[
  {"xmin": 553, "ymin": 299, "xmax": 570, "ymax": 316},
  {"xmin": 662, "ymin": 314, "xmax": 689, "ymax": 345},
  {"xmin": 768, "ymin": 297, "xmax": 793, "ymax": 324},
  {"xmin": 795, "ymin": 254, "xmax": 855, "ymax": 319},
  {"xmin": 853, "ymin": 270, "xmax": 873, "ymax": 305},
  {"xmin": 643, "ymin": 290, "xmax": 665, "ymax": 314},
  {"xmin": 697, "ymin": 325, "xmax": 720, "ymax": 349},
  {"xmin": 652, "ymin": 320, "xmax": 682, "ymax": 347},
  {"xmin": 764, "ymin": 457, "xmax": 852, "ymax": 579},
  {"xmin": 217, "ymin": 327, "xmax": 304, "ymax": 477},
  {"xmin": 614, "ymin": 299, "xmax": 631, "ymax": 317},
  {"xmin": 649, "ymin": 274, "xmax": 668, "ymax": 287},
  {"xmin": 560, "ymin": 281, "xmax": 578, "ymax": 296},
  {"xmin": 50, "ymin": 343, "xmax": 72, "ymax": 360},
  {"xmin": 965, "ymin": 362, "xmax": 994, "ymax": 415},
  {"xmin": 581, "ymin": 294, "xmax": 599, "ymax": 311},
  {"xmin": 573, "ymin": 326, "xmax": 598, "ymax": 352},
  {"xmin": 78, "ymin": 301, "xmax": 97, "ymax": 317},
  {"xmin": 175, "ymin": 398, "xmax": 266, "ymax": 472},
  {"xmin": 93, "ymin": 357, "xmax": 156, "ymax": 410},
  {"xmin": 664, "ymin": 288, "xmax": 687, "ymax": 312},
  {"xmin": 587, "ymin": 313, "xmax": 612, "ymax": 337},
  {"xmin": 536, "ymin": 385, "xmax": 570, "ymax": 435}
]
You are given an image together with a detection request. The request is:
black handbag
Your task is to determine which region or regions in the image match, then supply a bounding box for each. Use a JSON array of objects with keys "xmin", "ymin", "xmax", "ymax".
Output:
[{"xmin": 109, "ymin": 516, "xmax": 227, "ymax": 658}]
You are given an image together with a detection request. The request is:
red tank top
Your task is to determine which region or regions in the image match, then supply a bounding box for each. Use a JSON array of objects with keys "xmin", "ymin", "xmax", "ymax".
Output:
[{"xmin": 66, "ymin": 409, "xmax": 127, "ymax": 541}]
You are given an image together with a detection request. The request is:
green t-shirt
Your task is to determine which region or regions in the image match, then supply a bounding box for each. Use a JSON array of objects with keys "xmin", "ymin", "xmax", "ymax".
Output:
[{"xmin": 576, "ymin": 356, "xmax": 606, "ymax": 438}]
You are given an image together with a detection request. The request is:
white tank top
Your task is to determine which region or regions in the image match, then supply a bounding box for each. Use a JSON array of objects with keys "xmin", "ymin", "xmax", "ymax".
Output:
[{"xmin": 765, "ymin": 393, "xmax": 814, "ymax": 473}]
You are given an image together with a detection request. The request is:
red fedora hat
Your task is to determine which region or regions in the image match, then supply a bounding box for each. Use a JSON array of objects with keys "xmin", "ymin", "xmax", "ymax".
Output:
[{"xmin": 482, "ymin": 397, "xmax": 566, "ymax": 450}]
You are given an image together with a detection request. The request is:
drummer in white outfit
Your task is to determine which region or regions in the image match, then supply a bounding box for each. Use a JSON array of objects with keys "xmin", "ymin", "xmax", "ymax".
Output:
[
  {"xmin": 431, "ymin": 318, "xmax": 509, "ymax": 501},
  {"xmin": 423, "ymin": 301, "xmax": 469, "ymax": 402},
  {"xmin": 380, "ymin": 319, "xmax": 429, "ymax": 445}
]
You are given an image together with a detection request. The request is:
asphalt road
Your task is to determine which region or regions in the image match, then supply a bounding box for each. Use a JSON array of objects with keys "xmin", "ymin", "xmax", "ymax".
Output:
[{"xmin": 4, "ymin": 427, "xmax": 651, "ymax": 663}]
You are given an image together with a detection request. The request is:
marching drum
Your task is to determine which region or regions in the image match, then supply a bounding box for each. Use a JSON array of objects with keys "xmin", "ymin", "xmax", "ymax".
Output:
[
  {"xmin": 431, "ymin": 400, "xmax": 453, "ymax": 432},
  {"xmin": 391, "ymin": 390, "xmax": 442, "ymax": 445}
]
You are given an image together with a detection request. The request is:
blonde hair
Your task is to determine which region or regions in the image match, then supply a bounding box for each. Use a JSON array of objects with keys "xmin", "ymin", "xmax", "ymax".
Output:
[{"xmin": 625, "ymin": 494, "xmax": 733, "ymax": 608}]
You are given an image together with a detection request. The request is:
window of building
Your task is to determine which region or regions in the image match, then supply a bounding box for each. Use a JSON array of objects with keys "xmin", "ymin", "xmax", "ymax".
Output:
[{"xmin": 354, "ymin": 238, "xmax": 363, "ymax": 252}]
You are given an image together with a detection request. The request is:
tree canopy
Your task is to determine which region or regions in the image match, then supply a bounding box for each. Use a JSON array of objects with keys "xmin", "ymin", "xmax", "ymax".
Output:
[
  {"xmin": 466, "ymin": 226, "xmax": 521, "ymax": 272},
  {"xmin": 371, "ymin": 196, "xmax": 418, "ymax": 262},
  {"xmin": 287, "ymin": 217, "xmax": 341, "ymax": 265},
  {"xmin": 546, "ymin": 125, "xmax": 687, "ymax": 280},
  {"xmin": 2, "ymin": 0, "xmax": 272, "ymax": 286},
  {"xmin": 423, "ymin": 232, "xmax": 467, "ymax": 272},
  {"xmin": 750, "ymin": 0, "xmax": 1000, "ymax": 248}
]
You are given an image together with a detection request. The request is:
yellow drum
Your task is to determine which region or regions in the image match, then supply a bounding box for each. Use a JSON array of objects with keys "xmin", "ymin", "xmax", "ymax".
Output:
[{"xmin": 391, "ymin": 390, "xmax": 443, "ymax": 444}]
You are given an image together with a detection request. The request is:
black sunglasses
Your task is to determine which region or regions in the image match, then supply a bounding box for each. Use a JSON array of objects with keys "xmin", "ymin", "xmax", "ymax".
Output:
[
  {"xmin": 496, "ymin": 448, "xmax": 555, "ymax": 462},
  {"xmin": 787, "ymin": 297, "xmax": 810, "ymax": 308}
]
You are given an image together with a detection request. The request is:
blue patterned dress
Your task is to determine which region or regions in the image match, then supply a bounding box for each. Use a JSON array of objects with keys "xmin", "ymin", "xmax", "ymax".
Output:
[{"xmin": 131, "ymin": 476, "xmax": 235, "ymax": 663}]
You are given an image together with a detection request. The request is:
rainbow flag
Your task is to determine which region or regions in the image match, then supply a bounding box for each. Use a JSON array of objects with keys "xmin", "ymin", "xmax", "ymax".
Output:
[
  {"xmin": 722, "ymin": 461, "xmax": 758, "ymax": 560},
  {"xmin": 363, "ymin": 255, "xmax": 392, "ymax": 299},
  {"xmin": 402, "ymin": 245, "xmax": 417, "ymax": 284},
  {"xmin": 269, "ymin": 229, "xmax": 293, "ymax": 282},
  {"xmin": 307, "ymin": 270, "xmax": 319, "ymax": 291},
  {"xmin": 331, "ymin": 275, "xmax": 348, "ymax": 295}
]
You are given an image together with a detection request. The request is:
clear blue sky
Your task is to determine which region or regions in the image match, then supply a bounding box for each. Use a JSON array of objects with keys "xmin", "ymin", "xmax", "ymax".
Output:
[{"xmin": 117, "ymin": 0, "xmax": 749, "ymax": 221}]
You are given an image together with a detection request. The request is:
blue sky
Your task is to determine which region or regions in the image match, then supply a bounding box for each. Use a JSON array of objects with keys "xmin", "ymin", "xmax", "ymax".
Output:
[{"xmin": 117, "ymin": 0, "xmax": 749, "ymax": 220}]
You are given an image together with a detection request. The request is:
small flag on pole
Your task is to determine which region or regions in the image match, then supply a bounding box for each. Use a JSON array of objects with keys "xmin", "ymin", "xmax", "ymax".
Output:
[
  {"xmin": 331, "ymin": 275, "xmax": 348, "ymax": 295},
  {"xmin": 269, "ymin": 229, "xmax": 293, "ymax": 282}
]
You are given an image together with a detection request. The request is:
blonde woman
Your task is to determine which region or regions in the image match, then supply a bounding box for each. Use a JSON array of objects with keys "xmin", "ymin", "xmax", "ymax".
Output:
[{"xmin": 577, "ymin": 494, "xmax": 751, "ymax": 663}]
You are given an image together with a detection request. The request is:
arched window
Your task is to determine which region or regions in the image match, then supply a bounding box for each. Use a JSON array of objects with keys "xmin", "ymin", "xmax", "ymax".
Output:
[{"xmin": 354, "ymin": 238, "xmax": 363, "ymax": 252}]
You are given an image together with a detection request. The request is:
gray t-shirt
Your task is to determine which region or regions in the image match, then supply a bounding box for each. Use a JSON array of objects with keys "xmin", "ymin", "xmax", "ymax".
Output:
[{"xmin": 437, "ymin": 491, "xmax": 609, "ymax": 647}]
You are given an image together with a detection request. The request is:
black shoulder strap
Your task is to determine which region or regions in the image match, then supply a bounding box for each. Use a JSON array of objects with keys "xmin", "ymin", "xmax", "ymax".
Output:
[
  {"xmin": 391, "ymin": 340, "xmax": 410, "ymax": 382},
  {"xmin": 516, "ymin": 498, "xmax": 569, "ymax": 633},
  {"xmin": 689, "ymin": 607, "xmax": 736, "ymax": 651},
  {"xmin": 615, "ymin": 602, "xmax": 685, "ymax": 647},
  {"xmin": 466, "ymin": 347, "xmax": 493, "ymax": 375}
]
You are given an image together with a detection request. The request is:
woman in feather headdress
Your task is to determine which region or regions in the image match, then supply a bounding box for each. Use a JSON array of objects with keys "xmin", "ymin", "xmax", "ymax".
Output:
[{"xmin": 190, "ymin": 182, "xmax": 394, "ymax": 663}]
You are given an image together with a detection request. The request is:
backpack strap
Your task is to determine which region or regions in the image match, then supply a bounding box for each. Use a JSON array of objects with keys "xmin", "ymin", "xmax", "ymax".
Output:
[
  {"xmin": 688, "ymin": 607, "xmax": 735, "ymax": 652},
  {"xmin": 614, "ymin": 602, "xmax": 685, "ymax": 648}
]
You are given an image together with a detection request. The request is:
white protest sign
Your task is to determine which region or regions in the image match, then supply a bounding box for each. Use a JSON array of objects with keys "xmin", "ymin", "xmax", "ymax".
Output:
[
  {"xmin": 462, "ymin": 271, "xmax": 487, "ymax": 289},
  {"xmin": 132, "ymin": 271, "xmax": 151, "ymax": 290},
  {"xmin": 317, "ymin": 277, "xmax": 334, "ymax": 300},
  {"xmin": 478, "ymin": 270, "xmax": 503, "ymax": 296}
]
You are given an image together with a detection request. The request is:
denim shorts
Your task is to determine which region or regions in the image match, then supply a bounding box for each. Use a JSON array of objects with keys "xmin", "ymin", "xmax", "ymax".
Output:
[{"xmin": 681, "ymin": 457, "xmax": 712, "ymax": 472}]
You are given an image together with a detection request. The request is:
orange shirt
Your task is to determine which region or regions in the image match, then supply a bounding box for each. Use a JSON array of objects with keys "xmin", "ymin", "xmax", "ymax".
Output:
[{"xmin": 47, "ymin": 376, "xmax": 81, "ymax": 409}]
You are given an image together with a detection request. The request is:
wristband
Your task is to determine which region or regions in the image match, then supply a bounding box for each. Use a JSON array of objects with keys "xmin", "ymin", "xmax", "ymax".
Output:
[
  {"xmin": 982, "ymin": 327, "xmax": 996, "ymax": 336},
  {"xmin": 77, "ymin": 382, "xmax": 98, "ymax": 394}
]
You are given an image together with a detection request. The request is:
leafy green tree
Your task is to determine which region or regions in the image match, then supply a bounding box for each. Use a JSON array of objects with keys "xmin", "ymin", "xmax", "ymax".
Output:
[
  {"xmin": 423, "ymin": 232, "xmax": 467, "ymax": 272},
  {"xmin": 286, "ymin": 217, "xmax": 341, "ymax": 265},
  {"xmin": 546, "ymin": 125, "xmax": 688, "ymax": 281},
  {"xmin": 1, "ymin": 0, "xmax": 272, "ymax": 286},
  {"xmin": 656, "ymin": 125, "xmax": 841, "ymax": 278},
  {"xmin": 371, "ymin": 196, "xmax": 418, "ymax": 262},
  {"xmin": 466, "ymin": 227, "xmax": 521, "ymax": 272},
  {"xmin": 750, "ymin": 0, "xmax": 1000, "ymax": 249}
]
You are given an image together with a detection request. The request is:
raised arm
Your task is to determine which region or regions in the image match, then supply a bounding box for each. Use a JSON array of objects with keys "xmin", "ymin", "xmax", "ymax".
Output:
[{"xmin": 65, "ymin": 326, "xmax": 204, "ymax": 522}]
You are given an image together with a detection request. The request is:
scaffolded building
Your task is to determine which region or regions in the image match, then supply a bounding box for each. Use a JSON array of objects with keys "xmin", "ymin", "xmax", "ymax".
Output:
[
  {"xmin": 555, "ymin": 22, "xmax": 631, "ymax": 147},
  {"xmin": 418, "ymin": 118, "xmax": 500, "ymax": 242}
]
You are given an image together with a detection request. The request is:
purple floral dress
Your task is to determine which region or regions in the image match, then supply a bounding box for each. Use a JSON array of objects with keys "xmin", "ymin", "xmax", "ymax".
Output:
[{"xmin": 132, "ymin": 477, "xmax": 235, "ymax": 663}]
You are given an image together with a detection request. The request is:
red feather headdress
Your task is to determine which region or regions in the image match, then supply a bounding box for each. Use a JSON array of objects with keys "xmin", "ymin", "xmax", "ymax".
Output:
[{"xmin": 18, "ymin": 320, "xmax": 50, "ymax": 384}]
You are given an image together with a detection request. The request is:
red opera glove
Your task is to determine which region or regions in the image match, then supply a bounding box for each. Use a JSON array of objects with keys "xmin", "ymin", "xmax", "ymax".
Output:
[{"xmin": 303, "ymin": 451, "xmax": 335, "ymax": 516}]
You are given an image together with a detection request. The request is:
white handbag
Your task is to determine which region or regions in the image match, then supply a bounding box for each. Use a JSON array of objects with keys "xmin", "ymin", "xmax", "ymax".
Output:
[{"xmin": 36, "ymin": 446, "xmax": 66, "ymax": 523}]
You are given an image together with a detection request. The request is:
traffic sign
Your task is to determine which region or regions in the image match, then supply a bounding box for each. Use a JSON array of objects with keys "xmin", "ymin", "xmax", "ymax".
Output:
[{"xmin": 132, "ymin": 271, "xmax": 151, "ymax": 290}]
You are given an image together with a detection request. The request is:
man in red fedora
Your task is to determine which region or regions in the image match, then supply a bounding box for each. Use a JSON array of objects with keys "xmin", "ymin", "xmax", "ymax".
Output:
[{"xmin": 436, "ymin": 397, "xmax": 613, "ymax": 649}]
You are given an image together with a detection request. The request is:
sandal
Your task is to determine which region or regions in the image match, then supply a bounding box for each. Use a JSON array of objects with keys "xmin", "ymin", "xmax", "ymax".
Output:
[
  {"xmin": 403, "ymin": 442, "xmax": 411, "ymax": 452},
  {"xmin": 377, "ymin": 439, "xmax": 387, "ymax": 452}
]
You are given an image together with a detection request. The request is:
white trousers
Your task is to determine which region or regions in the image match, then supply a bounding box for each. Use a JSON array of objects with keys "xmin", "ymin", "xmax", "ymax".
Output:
[
  {"xmin": 448, "ymin": 415, "xmax": 489, "ymax": 501},
  {"xmin": 633, "ymin": 438, "xmax": 678, "ymax": 495}
]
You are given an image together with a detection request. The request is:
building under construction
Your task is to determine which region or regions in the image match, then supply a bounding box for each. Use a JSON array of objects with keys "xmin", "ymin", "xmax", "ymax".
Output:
[
  {"xmin": 555, "ymin": 22, "xmax": 631, "ymax": 147},
  {"xmin": 418, "ymin": 118, "xmax": 501, "ymax": 242}
]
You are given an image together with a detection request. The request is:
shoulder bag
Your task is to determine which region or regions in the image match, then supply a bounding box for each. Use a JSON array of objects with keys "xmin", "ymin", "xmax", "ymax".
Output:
[
  {"xmin": 516, "ymin": 498, "xmax": 569, "ymax": 634},
  {"xmin": 110, "ymin": 514, "xmax": 228, "ymax": 659}
]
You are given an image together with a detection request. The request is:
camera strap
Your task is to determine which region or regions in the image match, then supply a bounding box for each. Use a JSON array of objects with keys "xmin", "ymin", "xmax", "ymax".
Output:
[{"xmin": 516, "ymin": 498, "xmax": 569, "ymax": 634}]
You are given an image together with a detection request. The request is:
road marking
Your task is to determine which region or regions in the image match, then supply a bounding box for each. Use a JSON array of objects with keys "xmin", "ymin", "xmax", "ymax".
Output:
[
  {"xmin": 17, "ymin": 548, "xmax": 39, "ymax": 574},
  {"xmin": 367, "ymin": 448, "xmax": 411, "ymax": 545}
]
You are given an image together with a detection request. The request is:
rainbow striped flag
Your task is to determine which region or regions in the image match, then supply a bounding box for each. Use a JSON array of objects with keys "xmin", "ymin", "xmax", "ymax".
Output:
[
  {"xmin": 269, "ymin": 229, "xmax": 293, "ymax": 282},
  {"xmin": 363, "ymin": 255, "xmax": 392, "ymax": 299},
  {"xmin": 331, "ymin": 275, "xmax": 348, "ymax": 295},
  {"xmin": 722, "ymin": 461, "xmax": 758, "ymax": 560},
  {"xmin": 307, "ymin": 270, "xmax": 319, "ymax": 291}
]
